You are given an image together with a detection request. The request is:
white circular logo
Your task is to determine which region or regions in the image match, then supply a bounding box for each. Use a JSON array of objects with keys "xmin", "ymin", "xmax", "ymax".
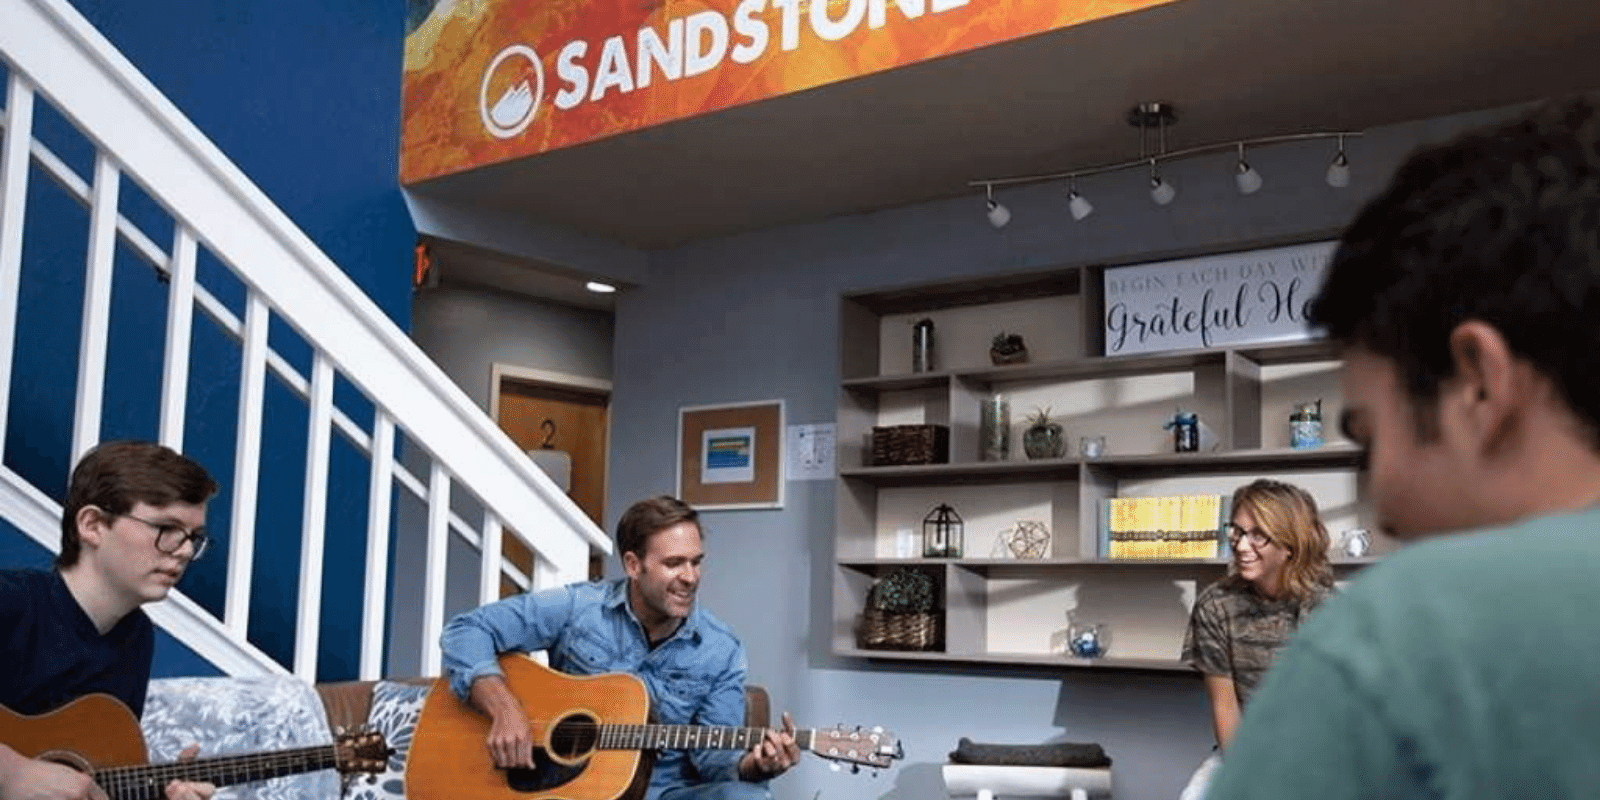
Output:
[{"xmin": 479, "ymin": 45, "xmax": 544, "ymax": 139}]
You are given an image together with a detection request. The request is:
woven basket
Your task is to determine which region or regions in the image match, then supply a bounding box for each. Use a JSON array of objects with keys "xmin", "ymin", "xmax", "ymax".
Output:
[
  {"xmin": 857, "ymin": 609, "xmax": 943, "ymax": 651},
  {"xmin": 870, "ymin": 424, "xmax": 949, "ymax": 466},
  {"xmin": 989, "ymin": 347, "xmax": 1028, "ymax": 365}
]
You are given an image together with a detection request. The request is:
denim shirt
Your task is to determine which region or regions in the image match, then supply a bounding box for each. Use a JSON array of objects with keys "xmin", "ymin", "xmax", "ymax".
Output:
[{"xmin": 441, "ymin": 577, "xmax": 751, "ymax": 799}]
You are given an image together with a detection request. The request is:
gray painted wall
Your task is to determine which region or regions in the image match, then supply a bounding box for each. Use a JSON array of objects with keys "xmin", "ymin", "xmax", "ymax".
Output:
[
  {"xmin": 389, "ymin": 285, "xmax": 614, "ymax": 675},
  {"xmin": 602, "ymin": 103, "xmax": 1521, "ymax": 800},
  {"xmin": 412, "ymin": 285, "xmax": 615, "ymax": 405}
]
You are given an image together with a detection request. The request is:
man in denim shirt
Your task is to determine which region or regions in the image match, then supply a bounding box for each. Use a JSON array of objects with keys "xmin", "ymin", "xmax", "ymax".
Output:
[{"xmin": 442, "ymin": 495, "xmax": 798, "ymax": 800}]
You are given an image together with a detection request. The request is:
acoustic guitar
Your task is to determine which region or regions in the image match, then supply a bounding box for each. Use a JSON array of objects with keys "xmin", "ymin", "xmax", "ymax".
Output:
[
  {"xmin": 407, "ymin": 655, "xmax": 903, "ymax": 800},
  {"xmin": 1, "ymin": 694, "xmax": 388, "ymax": 800}
]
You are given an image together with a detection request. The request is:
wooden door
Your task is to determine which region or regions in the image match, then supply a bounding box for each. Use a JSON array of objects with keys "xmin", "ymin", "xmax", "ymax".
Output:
[{"xmin": 497, "ymin": 378, "xmax": 609, "ymax": 590}]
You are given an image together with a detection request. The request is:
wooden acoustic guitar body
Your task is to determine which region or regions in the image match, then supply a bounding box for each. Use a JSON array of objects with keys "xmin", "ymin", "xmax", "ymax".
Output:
[
  {"xmin": 408, "ymin": 656, "xmax": 654, "ymax": 800},
  {"xmin": 0, "ymin": 694, "xmax": 147, "ymax": 770}
]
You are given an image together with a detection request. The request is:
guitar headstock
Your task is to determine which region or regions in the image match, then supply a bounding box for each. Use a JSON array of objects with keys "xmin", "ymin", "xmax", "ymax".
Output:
[
  {"xmin": 332, "ymin": 729, "xmax": 391, "ymax": 775},
  {"xmin": 809, "ymin": 725, "xmax": 904, "ymax": 771}
]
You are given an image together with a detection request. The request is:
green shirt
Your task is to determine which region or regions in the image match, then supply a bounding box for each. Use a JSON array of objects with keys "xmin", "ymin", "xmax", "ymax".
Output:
[{"xmin": 1208, "ymin": 505, "xmax": 1600, "ymax": 799}]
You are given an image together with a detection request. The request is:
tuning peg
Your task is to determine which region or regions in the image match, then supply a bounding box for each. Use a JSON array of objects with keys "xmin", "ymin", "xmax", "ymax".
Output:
[
  {"xmin": 829, "ymin": 763, "xmax": 842, "ymax": 772},
  {"xmin": 851, "ymin": 765, "xmax": 861, "ymax": 775}
]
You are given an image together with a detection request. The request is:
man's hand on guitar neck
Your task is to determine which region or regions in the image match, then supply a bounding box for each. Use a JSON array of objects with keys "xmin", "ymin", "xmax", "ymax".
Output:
[
  {"xmin": 164, "ymin": 745, "xmax": 215, "ymax": 800},
  {"xmin": 470, "ymin": 675, "xmax": 536, "ymax": 769},
  {"xmin": 738, "ymin": 712, "xmax": 799, "ymax": 782}
]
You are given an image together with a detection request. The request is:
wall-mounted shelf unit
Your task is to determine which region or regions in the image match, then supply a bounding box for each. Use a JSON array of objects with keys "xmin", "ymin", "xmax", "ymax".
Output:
[{"xmin": 832, "ymin": 258, "xmax": 1382, "ymax": 672}]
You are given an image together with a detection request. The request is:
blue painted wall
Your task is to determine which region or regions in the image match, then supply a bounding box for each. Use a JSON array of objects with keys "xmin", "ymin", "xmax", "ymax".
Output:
[{"xmin": 1, "ymin": 0, "xmax": 413, "ymax": 680}]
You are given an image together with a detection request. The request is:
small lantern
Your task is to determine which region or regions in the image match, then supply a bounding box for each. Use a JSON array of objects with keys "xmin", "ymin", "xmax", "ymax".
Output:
[{"xmin": 923, "ymin": 503, "xmax": 964, "ymax": 559}]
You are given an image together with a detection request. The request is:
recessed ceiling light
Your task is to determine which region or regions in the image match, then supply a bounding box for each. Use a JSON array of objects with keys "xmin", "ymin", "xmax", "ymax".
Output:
[{"xmin": 585, "ymin": 281, "xmax": 616, "ymax": 293}]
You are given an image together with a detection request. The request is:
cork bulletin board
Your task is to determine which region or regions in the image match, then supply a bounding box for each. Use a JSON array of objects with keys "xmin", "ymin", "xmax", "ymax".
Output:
[{"xmin": 677, "ymin": 400, "xmax": 784, "ymax": 510}]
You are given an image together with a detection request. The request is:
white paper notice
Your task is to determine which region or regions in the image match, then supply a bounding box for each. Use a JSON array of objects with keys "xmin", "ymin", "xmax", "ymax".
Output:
[{"xmin": 786, "ymin": 423, "xmax": 835, "ymax": 481}]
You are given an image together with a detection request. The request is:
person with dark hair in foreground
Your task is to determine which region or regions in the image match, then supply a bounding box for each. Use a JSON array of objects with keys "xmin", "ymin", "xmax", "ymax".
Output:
[
  {"xmin": 1209, "ymin": 95, "xmax": 1600, "ymax": 799},
  {"xmin": 0, "ymin": 441, "xmax": 219, "ymax": 800},
  {"xmin": 441, "ymin": 495, "xmax": 798, "ymax": 800}
]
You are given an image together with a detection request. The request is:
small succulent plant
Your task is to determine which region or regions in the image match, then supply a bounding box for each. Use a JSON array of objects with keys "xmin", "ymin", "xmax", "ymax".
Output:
[{"xmin": 1027, "ymin": 406, "xmax": 1056, "ymax": 429}]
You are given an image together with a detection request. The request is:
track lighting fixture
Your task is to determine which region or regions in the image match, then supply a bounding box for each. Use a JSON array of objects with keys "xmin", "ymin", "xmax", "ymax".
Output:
[
  {"xmin": 967, "ymin": 101, "xmax": 1360, "ymax": 226},
  {"xmin": 984, "ymin": 184, "xmax": 1011, "ymax": 229},
  {"xmin": 1235, "ymin": 143, "xmax": 1263, "ymax": 195},
  {"xmin": 1326, "ymin": 134, "xmax": 1351, "ymax": 188},
  {"xmin": 1067, "ymin": 177, "xmax": 1093, "ymax": 221}
]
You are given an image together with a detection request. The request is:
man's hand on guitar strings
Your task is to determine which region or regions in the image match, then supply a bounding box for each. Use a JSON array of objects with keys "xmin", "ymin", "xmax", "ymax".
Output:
[
  {"xmin": 486, "ymin": 711, "xmax": 536, "ymax": 769},
  {"xmin": 471, "ymin": 675, "xmax": 536, "ymax": 769},
  {"xmin": 739, "ymin": 712, "xmax": 800, "ymax": 781},
  {"xmin": 0, "ymin": 756, "xmax": 108, "ymax": 800}
]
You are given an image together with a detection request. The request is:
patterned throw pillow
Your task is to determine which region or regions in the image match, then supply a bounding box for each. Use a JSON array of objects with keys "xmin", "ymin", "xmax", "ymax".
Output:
[
  {"xmin": 143, "ymin": 675, "xmax": 338, "ymax": 800},
  {"xmin": 343, "ymin": 681, "xmax": 432, "ymax": 800}
]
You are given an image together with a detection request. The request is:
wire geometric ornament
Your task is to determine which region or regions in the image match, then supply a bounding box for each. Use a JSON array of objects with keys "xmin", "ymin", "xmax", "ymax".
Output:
[{"xmin": 1002, "ymin": 520, "xmax": 1050, "ymax": 559}]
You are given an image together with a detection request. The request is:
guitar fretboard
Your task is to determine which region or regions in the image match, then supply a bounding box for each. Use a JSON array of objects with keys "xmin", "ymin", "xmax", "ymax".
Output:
[
  {"xmin": 94, "ymin": 746, "xmax": 341, "ymax": 800},
  {"xmin": 597, "ymin": 725, "xmax": 815, "ymax": 753}
]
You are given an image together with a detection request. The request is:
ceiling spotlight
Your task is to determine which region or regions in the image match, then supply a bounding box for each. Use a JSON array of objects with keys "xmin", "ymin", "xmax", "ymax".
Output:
[
  {"xmin": 985, "ymin": 185, "xmax": 1011, "ymax": 229},
  {"xmin": 1149, "ymin": 160, "xmax": 1176, "ymax": 206},
  {"xmin": 585, "ymin": 281, "xmax": 616, "ymax": 293},
  {"xmin": 1326, "ymin": 135, "xmax": 1351, "ymax": 188},
  {"xmin": 1067, "ymin": 177, "xmax": 1093, "ymax": 221},
  {"xmin": 1235, "ymin": 143, "xmax": 1263, "ymax": 195}
]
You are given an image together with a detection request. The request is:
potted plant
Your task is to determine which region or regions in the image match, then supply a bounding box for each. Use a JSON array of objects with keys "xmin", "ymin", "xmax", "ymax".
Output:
[
  {"xmin": 1023, "ymin": 406, "xmax": 1065, "ymax": 459},
  {"xmin": 990, "ymin": 331, "xmax": 1027, "ymax": 365}
]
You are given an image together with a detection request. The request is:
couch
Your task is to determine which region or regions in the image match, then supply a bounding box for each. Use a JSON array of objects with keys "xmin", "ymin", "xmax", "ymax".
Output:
[{"xmin": 140, "ymin": 672, "xmax": 771, "ymax": 800}]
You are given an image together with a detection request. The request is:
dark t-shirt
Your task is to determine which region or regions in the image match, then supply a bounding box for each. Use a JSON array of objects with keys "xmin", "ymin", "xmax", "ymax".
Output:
[{"xmin": 0, "ymin": 568, "xmax": 154, "ymax": 717}]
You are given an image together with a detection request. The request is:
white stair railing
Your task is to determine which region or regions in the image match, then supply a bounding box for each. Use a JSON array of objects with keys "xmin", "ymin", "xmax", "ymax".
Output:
[{"xmin": 0, "ymin": 0, "xmax": 611, "ymax": 681}]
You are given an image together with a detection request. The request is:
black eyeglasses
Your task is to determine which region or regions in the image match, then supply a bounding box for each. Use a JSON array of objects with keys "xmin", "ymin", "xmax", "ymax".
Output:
[
  {"xmin": 1227, "ymin": 523, "xmax": 1274, "ymax": 550},
  {"xmin": 120, "ymin": 513, "xmax": 210, "ymax": 560}
]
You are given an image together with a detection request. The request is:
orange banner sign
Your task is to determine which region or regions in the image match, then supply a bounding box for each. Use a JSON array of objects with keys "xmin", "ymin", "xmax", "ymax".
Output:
[{"xmin": 400, "ymin": 0, "xmax": 1174, "ymax": 184}]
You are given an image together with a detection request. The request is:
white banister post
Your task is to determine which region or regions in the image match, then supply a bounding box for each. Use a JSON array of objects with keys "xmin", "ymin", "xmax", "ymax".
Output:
[
  {"xmin": 70, "ymin": 152, "xmax": 120, "ymax": 467},
  {"xmin": 478, "ymin": 509, "xmax": 502, "ymax": 606},
  {"xmin": 158, "ymin": 226, "xmax": 197, "ymax": 450},
  {"xmin": 225, "ymin": 293, "xmax": 268, "ymax": 638},
  {"xmin": 0, "ymin": 72, "xmax": 34, "ymax": 449},
  {"xmin": 359, "ymin": 410, "xmax": 395, "ymax": 680},
  {"xmin": 421, "ymin": 459, "xmax": 450, "ymax": 676},
  {"xmin": 293, "ymin": 352, "xmax": 333, "ymax": 680}
]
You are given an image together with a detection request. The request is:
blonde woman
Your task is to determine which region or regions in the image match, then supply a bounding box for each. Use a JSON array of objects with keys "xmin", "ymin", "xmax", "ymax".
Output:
[{"xmin": 1177, "ymin": 479, "xmax": 1335, "ymax": 800}]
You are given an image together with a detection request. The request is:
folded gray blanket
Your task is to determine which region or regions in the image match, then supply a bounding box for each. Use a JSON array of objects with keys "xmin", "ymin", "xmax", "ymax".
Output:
[{"xmin": 947, "ymin": 737, "xmax": 1112, "ymax": 768}]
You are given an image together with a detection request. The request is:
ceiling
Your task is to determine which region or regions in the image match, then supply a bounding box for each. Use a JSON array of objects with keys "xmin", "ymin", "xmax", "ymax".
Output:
[
  {"xmin": 425, "ymin": 238, "xmax": 619, "ymax": 310},
  {"xmin": 406, "ymin": 0, "xmax": 1600, "ymax": 250}
]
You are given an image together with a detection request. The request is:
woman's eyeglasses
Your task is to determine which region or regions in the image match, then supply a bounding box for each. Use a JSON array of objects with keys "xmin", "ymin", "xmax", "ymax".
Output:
[{"xmin": 1227, "ymin": 523, "xmax": 1274, "ymax": 550}]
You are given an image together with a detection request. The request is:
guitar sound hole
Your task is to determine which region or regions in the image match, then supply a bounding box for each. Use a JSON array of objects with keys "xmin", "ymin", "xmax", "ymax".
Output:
[{"xmin": 549, "ymin": 713, "xmax": 600, "ymax": 760}]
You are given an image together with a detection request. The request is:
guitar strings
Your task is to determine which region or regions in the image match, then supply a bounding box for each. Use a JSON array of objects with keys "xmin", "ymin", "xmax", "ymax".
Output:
[{"xmin": 96, "ymin": 747, "xmax": 342, "ymax": 794}]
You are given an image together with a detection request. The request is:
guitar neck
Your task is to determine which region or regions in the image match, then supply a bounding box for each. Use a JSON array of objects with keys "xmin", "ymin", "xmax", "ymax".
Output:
[
  {"xmin": 598, "ymin": 725, "xmax": 814, "ymax": 753},
  {"xmin": 94, "ymin": 745, "xmax": 343, "ymax": 800}
]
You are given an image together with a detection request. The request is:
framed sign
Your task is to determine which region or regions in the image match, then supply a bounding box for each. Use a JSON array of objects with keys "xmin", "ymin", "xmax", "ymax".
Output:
[
  {"xmin": 1102, "ymin": 240, "xmax": 1336, "ymax": 356},
  {"xmin": 677, "ymin": 400, "xmax": 784, "ymax": 511}
]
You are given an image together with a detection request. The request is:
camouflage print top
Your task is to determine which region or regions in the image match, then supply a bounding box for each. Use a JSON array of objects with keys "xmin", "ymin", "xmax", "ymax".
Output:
[{"xmin": 1181, "ymin": 577, "xmax": 1333, "ymax": 707}]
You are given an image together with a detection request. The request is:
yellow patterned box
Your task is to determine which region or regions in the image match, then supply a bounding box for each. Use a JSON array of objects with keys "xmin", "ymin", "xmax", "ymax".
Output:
[{"xmin": 1101, "ymin": 494, "xmax": 1229, "ymax": 560}]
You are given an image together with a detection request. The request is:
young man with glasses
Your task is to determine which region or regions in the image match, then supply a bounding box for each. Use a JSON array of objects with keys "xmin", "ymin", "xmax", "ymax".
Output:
[
  {"xmin": 0, "ymin": 440, "xmax": 218, "ymax": 800},
  {"xmin": 1177, "ymin": 478, "xmax": 1335, "ymax": 800}
]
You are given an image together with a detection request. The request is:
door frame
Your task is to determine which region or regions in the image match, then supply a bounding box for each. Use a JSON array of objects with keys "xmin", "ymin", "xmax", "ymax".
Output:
[
  {"xmin": 490, "ymin": 363, "xmax": 614, "ymax": 583},
  {"xmin": 488, "ymin": 363, "xmax": 613, "ymax": 422}
]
